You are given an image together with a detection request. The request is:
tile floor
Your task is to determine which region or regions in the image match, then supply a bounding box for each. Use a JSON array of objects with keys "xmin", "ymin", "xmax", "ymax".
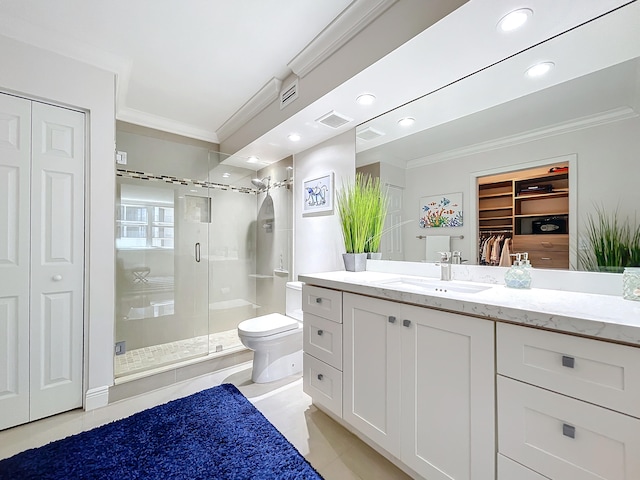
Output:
[
  {"xmin": 0, "ymin": 363, "xmax": 412, "ymax": 480},
  {"xmin": 114, "ymin": 328, "xmax": 242, "ymax": 377}
]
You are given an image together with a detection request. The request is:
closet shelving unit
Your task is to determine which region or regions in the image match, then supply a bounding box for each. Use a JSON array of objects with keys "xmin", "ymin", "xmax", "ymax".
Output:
[{"xmin": 478, "ymin": 165, "xmax": 569, "ymax": 269}]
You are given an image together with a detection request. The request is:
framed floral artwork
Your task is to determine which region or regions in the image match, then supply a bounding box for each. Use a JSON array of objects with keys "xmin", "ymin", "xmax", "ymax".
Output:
[
  {"xmin": 303, "ymin": 172, "xmax": 334, "ymax": 215},
  {"xmin": 419, "ymin": 193, "xmax": 463, "ymax": 228}
]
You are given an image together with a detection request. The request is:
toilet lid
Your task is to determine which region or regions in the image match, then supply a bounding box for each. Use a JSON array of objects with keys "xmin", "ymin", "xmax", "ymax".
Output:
[{"xmin": 238, "ymin": 313, "xmax": 299, "ymax": 338}]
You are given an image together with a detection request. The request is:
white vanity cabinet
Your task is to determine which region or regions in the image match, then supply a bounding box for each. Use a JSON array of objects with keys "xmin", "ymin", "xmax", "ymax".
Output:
[
  {"xmin": 343, "ymin": 293, "xmax": 495, "ymax": 480},
  {"xmin": 302, "ymin": 285, "xmax": 343, "ymax": 418},
  {"xmin": 497, "ymin": 323, "xmax": 640, "ymax": 480}
]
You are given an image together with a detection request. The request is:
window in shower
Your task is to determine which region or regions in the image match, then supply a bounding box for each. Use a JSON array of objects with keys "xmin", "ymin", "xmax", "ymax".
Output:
[{"xmin": 117, "ymin": 204, "xmax": 175, "ymax": 249}]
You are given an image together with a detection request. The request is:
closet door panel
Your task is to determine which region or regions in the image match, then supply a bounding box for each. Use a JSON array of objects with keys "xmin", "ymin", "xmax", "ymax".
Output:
[
  {"xmin": 30, "ymin": 102, "xmax": 84, "ymax": 420},
  {"xmin": 0, "ymin": 93, "xmax": 31, "ymax": 430}
]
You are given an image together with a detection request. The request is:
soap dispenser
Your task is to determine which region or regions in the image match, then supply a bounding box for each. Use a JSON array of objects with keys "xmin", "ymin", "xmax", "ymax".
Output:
[{"xmin": 505, "ymin": 253, "xmax": 532, "ymax": 289}]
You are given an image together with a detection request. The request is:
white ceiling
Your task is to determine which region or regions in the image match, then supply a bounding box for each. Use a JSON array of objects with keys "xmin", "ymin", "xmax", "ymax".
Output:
[
  {"xmin": 0, "ymin": 0, "xmax": 353, "ymax": 141},
  {"xmin": 0, "ymin": 0, "xmax": 635, "ymax": 167}
]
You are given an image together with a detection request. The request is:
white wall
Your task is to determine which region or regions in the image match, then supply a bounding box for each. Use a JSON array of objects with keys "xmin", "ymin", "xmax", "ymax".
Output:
[
  {"xmin": 0, "ymin": 35, "xmax": 116, "ymax": 408},
  {"xmin": 401, "ymin": 116, "xmax": 640, "ymax": 264},
  {"xmin": 294, "ymin": 130, "xmax": 356, "ymax": 278}
]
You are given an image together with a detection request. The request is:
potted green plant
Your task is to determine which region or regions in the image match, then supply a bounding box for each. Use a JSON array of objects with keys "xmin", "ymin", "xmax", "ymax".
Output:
[
  {"xmin": 363, "ymin": 175, "xmax": 388, "ymax": 260},
  {"xmin": 579, "ymin": 205, "xmax": 640, "ymax": 272},
  {"xmin": 337, "ymin": 172, "xmax": 388, "ymax": 271}
]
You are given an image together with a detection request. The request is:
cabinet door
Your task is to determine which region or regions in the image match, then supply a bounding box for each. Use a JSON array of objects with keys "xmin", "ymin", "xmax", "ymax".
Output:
[
  {"xmin": 401, "ymin": 305, "xmax": 495, "ymax": 480},
  {"xmin": 343, "ymin": 293, "xmax": 401, "ymax": 455}
]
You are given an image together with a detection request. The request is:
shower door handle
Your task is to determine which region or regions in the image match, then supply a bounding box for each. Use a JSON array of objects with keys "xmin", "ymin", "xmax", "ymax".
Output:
[{"xmin": 195, "ymin": 242, "xmax": 201, "ymax": 262}]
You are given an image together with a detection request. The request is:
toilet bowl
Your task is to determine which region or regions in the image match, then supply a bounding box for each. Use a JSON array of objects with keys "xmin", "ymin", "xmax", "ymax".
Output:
[{"xmin": 238, "ymin": 281, "xmax": 303, "ymax": 383}]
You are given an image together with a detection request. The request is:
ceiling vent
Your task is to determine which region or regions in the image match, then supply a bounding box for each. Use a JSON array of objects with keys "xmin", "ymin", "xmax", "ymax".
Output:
[
  {"xmin": 280, "ymin": 80, "xmax": 299, "ymax": 110},
  {"xmin": 356, "ymin": 127, "xmax": 385, "ymax": 141},
  {"xmin": 316, "ymin": 110, "xmax": 353, "ymax": 129}
]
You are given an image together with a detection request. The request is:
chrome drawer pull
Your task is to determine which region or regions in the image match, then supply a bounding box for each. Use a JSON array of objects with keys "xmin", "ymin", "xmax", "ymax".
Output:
[
  {"xmin": 317, "ymin": 374, "xmax": 323, "ymax": 381},
  {"xmin": 317, "ymin": 329, "xmax": 323, "ymax": 336},
  {"xmin": 541, "ymin": 257, "xmax": 552, "ymax": 260},
  {"xmin": 388, "ymin": 316, "xmax": 396, "ymax": 324},
  {"xmin": 403, "ymin": 319, "xmax": 411, "ymax": 327},
  {"xmin": 562, "ymin": 423, "xmax": 576, "ymax": 439},
  {"xmin": 562, "ymin": 355, "xmax": 575, "ymax": 368},
  {"xmin": 315, "ymin": 297, "xmax": 322, "ymax": 303}
]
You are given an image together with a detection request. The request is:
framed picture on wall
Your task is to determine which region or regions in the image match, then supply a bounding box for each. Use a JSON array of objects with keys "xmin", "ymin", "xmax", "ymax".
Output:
[
  {"xmin": 303, "ymin": 172, "xmax": 334, "ymax": 215},
  {"xmin": 419, "ymin": 192, "xmax": 463, "ymax": 228}
]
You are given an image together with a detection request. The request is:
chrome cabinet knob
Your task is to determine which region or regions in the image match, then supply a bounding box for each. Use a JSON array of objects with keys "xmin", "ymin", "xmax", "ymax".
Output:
[{"xmin": 52, "ymin": 275, "xmax": 63, "ymax": 282}]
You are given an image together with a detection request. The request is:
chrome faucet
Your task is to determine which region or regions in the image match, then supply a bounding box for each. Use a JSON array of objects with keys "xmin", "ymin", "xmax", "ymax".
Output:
[{"xmin": 437, "ymin": 251, "xmax": 452, "ymax": 281}]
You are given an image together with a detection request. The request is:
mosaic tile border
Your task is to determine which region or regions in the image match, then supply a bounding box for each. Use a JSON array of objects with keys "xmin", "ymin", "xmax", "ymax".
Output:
[{"xmin": 117, "ymin": 168, "xmax": 292, "ymax": 195}]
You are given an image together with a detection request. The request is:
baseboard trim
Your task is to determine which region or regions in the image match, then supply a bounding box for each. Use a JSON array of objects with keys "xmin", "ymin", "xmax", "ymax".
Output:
[{"xmin": 85, "ymin": 385, "xmax": 110, "ymax": 411}]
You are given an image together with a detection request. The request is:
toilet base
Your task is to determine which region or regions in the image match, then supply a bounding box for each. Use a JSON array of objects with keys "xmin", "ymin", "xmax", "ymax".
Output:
[{"xmin": 251, "ymin": 348, "xmax": 303, "ymax": 383}]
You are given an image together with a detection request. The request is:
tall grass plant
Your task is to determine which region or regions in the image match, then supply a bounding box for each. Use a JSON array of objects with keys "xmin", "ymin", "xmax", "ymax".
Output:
[
  {"xmin": 336, "ymin": 172, "xmax": 388, "ymax": 254},
  {"xmin": 580, "ymin": 206, "xmax": 640, "ymax": 272}
]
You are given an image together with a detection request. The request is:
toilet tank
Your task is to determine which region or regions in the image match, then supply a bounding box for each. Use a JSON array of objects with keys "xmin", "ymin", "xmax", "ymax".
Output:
[{"xmin": 285, "ymin": 281, "xmax": 304, "ymax": 321}]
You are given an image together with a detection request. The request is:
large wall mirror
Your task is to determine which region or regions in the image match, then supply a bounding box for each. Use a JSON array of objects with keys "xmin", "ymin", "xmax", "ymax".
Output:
[{"xmin": 355, "ymin": 2, "xmax": 640, "ymax": 270}]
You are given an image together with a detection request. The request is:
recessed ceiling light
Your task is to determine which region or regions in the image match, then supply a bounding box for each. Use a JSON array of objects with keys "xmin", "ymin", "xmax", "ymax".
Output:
[
  {"xmin": 525, "ymin": 61, "xmax": 554, "ymax": 78},
  {"xmin": 356, "ymin": 93, "xmax": 376, "ymax": 105},
  {"xmin": 497, "ymin": 8, "xmax": 533, "ymax": 32},
  {"xmin": 398, "ymin": 117, "xmax": 415, "ymax": 127},
  {"xmin": 222, "ymin": 172, "xmax": 231, "ymax": 178},
  {"xmin": 247, "ymin": 156, "xmax": 260, "ymax": 164},
  {"xmin": 288, "ymin": 133, "xmax": 301, "ymax": 142}
]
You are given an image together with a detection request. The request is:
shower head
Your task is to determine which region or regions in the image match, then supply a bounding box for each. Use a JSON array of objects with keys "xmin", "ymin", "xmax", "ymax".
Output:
[{"xmin": 251, "ymin": 176, "xmax": 270, "ymax": 190}]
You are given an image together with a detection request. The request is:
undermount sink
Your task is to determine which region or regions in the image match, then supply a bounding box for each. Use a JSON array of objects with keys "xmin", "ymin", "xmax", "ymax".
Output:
[{"xmin": 376, "ymin": 277, "xmax": 492, "ymax": 294}]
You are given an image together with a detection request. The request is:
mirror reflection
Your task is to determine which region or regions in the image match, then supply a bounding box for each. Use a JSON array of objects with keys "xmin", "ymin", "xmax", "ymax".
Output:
[{"xmin": 356, "ymin": 5, "xmax": 640, "ymax": 270}]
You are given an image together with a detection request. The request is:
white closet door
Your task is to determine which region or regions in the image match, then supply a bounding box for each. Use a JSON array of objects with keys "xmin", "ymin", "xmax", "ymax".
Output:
[
  {"xmin": 29, "ymin": 102, "xmax": 84, "ymax": 421},
  {"xmin": 0, "ymin": 93, "xmax": 31, "ymax": 430}
]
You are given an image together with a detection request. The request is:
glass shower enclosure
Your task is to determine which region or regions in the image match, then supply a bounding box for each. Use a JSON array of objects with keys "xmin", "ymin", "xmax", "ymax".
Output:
[{"xmin": 114, "ymin": 128, "xmax": 264, "ymax": 378}]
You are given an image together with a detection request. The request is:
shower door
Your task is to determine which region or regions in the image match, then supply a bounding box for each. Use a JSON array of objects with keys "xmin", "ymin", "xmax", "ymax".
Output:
[{"xmin": 114, "ymin": 133, "xmax": 212, "ymax": 377}]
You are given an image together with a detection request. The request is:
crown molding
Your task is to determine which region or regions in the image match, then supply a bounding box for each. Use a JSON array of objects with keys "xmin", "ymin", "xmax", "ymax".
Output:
[
  {"xmin": 407, "ymin": 107, "xmax": 639, "ymax": 169},
  {"xmin": 288, "ymin": 0, "xmax": 397, "ymax": 78},
  {"xmin": 217, "ymin": 0, "xmax": 397, "ymax": 142},
  {"xmin": 117, "ymin": 107, "xmax": 219, "ymax": 144},
  {"xmin": 216, "ymin": 77, "xmax": 283, "ymax": 142}
]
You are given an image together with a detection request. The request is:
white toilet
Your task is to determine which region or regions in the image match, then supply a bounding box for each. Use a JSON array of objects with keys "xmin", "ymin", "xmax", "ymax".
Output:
[{"xmin": 237, "ymin": 281, "xmax": 303, "ymax": 383}]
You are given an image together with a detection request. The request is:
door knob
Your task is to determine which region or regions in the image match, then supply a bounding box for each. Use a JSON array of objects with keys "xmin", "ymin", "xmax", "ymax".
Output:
[{"xmin": 52, "ymin": 275, "xmax": 63, "ymax": 281}]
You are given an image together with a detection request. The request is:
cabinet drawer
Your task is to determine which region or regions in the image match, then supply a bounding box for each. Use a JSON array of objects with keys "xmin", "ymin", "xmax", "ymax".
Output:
[
  {"xmin": 303, "ymin": 313, "xmax": 342, "ymax": 370},
  {"xmin": 512, "ymin": 234, "xmax": 568, "ymax": 252},
  {"xmin": 498, "ymin": 454, "xmax": 548, "ymax": 480},
  {"xmin": 498, "ymin": 376, "xmax": 640, "ymax": 480},
  {"xmin": 497, "ymin": 323, "xmax": 640, "ymax": 417},
  {"xmin": 525, "ymin": 250, "xmax": 568, "ymax": 269},
  {"xmin": 303, "ymin": 353, "xmax": 342, "ymax": 418},
  {"xmin": 302, "ymin": 285, "xmax": 342, "ymax": 323}
]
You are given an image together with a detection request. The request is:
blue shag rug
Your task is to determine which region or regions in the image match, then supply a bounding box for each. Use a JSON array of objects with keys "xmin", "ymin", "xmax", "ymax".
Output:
[{"xmin": 0, "ymin": 383, "xmax": 322, "ymax": 480}]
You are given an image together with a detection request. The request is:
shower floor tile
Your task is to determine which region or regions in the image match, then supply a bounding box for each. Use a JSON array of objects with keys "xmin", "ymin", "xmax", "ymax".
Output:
[{"xmin": 114, "ymin": 329, "xmax": 241, "ymax": 377}]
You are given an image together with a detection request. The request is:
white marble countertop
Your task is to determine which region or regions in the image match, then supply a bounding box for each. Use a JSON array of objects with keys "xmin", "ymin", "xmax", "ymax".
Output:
[{"xmin": 298, "ymin": 270, "xmax": 640, "ymax": 347}]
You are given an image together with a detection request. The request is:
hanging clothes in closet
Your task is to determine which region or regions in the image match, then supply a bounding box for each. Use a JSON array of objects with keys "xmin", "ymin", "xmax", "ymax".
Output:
[{"xmin": 479, "ymin": 232, "xmax": 512, "ymax": 267}]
